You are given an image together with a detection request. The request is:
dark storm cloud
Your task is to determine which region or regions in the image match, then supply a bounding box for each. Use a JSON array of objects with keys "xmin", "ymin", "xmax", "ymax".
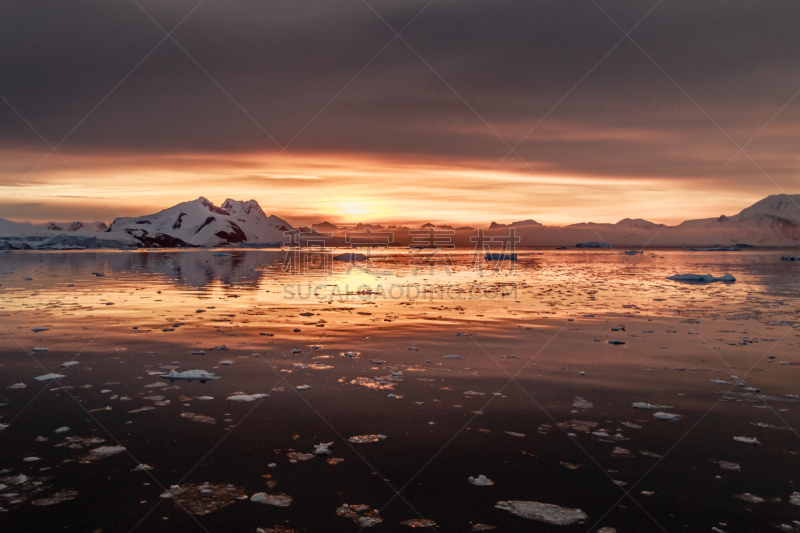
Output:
[{"xmin": 1, "ymin": 0, "xmax": 799, "ymax": 180}]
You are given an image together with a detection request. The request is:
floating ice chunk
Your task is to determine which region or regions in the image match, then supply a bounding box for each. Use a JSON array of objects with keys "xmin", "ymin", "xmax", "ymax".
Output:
[
  {"xmin": 144, "ymin": 381, "xmax": 167, "ymax": 388},
  {"xmin": 227, "ymin": 393, "xmax": 268, "ymax": 402},
  {"xmin": 32, "ymin": 347, "xmax": 49, "ymax": 352},
  {"xmin": 572, "ymin": 397, "xmax": 593, "ymax": 409},
  {"xmin": 653, "ymin": 412, "xmax": 681, "ymax": 421},
  {"xmin": 667, "ymin": 273, "xmax": 735, "ymax": 283},
  {"xmin": 191, "ymin": 350, "xmax": 205, "ymax": 355},
  {"xmin": 8, "ymin": 383, "xmax": 27, "ymax": 389},
  {"xmin": 348, "ymin": 435, "xmax": 386, "ymax": 443},
  {"xmin": 505, "ymin": 431, "xmax": 525, "ymax": 437},
  {"xmin": 709, "ymin": 379, "xmax": 730, "ymax": 384},
  {"xmin": 733, "ymin": 436, "xmax": 761, "ymax": 445},
  {"xmin": 341, "ymin": 351, "xmax": 360, "ymax": 358},
  {"xmin": 468, "ymin": 475, "xmax": 494, "ymax": 486},
  {"xmin": 336, "ymin": 503, "xmax": 383, "ymax": 527},
  {"xmin": 632, "ymin": 402, "xmax": 673, "ymax": 410},
  {"xmin": 709, "ymin": 459, "xmax": 740, "ymax": 471},
  {"xmin": 251, "ymin": 492, "xmax": 292, "ymax": 507},
  {"xmin": 350, "ymin": 377, "xmax": 395, "ymax": 390},
  {"xmin": 400, "ymin": 518, "xmax": 438, "ymax": 527},
  {"xmin": 735, "ymin": 493, "xmax": 764, "ymax": 503},
  {"xmin": 32, "ymin": 490, "xmax": 78, "ymax": 506},
  {"xmin": 198, "ymin": 396, "xmax": 214, "ymax": 401},
  {"xmin": 495, "ymin": 501, "xmax": 587, "ymax": 525},
  {"xmin": 597, "ymin": 528, "xmax": 617, "ymax": 533},
  {"xmin": 132, "ymin": 464, "xmax": 153, "ymax": 471},
  {"xmin": 23, "ymin": 456, "xmax": 40, "ymax": 462},
  {"xmin": 35, "ymin": 373, "xmax": 65, "ymax": 381},
  {"xmin": 444, "ymin": 355, "xmax": 462, "ymax": 359},
  {"xmin": 790, "ymin": 492, "xmax": 800, "ymax": 506},
  {"xmin": 90, "ymin": 445, "xmax": 126, "ymax": 456},
  {"xmin": 464, "ymin": 391, "xmax": 485, "ymax": 396},
  {"xmin": 292, "ymin": 349, "xmax": 301, "ymax": 354},
  {"xmin": 471, "ymin": 524, "xmax": 497, "ymax": 531},
  {"xmin": 0, "ymin": 423, "xmax": 8, "ymax": 431},
  {"xmin": 214, "ymin": 345, "xmax": 229, "ymax": 350},
  {"xmin": 61, "ymin": 361, "xmax": 78, "ymax": 368},
  {"xmin": 314, "ymin": 442, "xmax": 333, "ymax": 455},
  {"xmin": 408, "ymin": 347, "xmax": 420, "ymax": 351},
  {"xmin": 159, "ymin": 369, "xmax": 220, "ymax": 382},
  {"xmin": 607, "ymin": 339, "xmax": 626, "ymax": 345},
  {"xmin": 160, "ymin": 483, "xmax": 245, "ymax": 515},
  {"xmin": 287, "ymin": 452, "xmax": 314, "ymax": 461},
  {"xmin": 296, "ymin": 385, "xmax": 311, "ymax": 390},
  {"xmin": 400, "ymin": 519, "xmax": 438, "ymax": 527},
  {"xmin": 31, "ymin": 327, "xmax": 49, "ymax": 332},
  {"xmin": 181, "ymin": 412, "xmax": 216, "ymax": 424},
  {"xmin": 220, "ymin": 360, "xmax": 232, "ymax": 365},
  {"xmin": 54, "ymin": 427, "xmax": 70, "ymax": 434}
]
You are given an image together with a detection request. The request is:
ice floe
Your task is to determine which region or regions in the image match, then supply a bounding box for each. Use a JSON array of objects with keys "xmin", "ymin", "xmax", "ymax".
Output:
[
  {"xmin": 495, "ymin": 501, "xmax": 587, "ymax": 525},
  {"xmin": 227, "ymin": 393, "xmax": 268, "ymax": 402},
  {"xmin": 313, "ymin": 442, "xmax": 333, "ymax": 455},
  {"xmin": 251, "ymin": 492, "xmax": 292, "ymax": 507},
  {"xmin": 34, "ymin": 373, "xmax": 65, "ymax": 381},
  {"xmin": 160, "ymin": 369, "xmax": 220, "ymax": 382},
  {"xmin": 572, "ymin": 397, "xmax": 593, "ymax": 409},
  {"xmin": 160, "ymin": 483, "xmax": 245, "ymax": 515},
  {"xmin": 653, "ymin": 412, "xmax": 681, "ymax": 421},
  {"xmin": 735, "ymin": 493, "xmax": 765, "ymax": 503},
  {"xmin": 336, "ymin": 503, "xmax": 383, "ymax": 527},
  {"xmin": 400, "ymin": 519, "xmax": 438, "ymax": 527},
  {"xmin": 733, "ymin": 436, "xmax": 761, "ymax": 445},
  {"xmin": 348, "ymin": 434, "xmax": 387, "ymax": 443},
  {"xmin": 180, "ymin": 412, "xmax": 216, "ymax": 424},
  {"xmin": 632, "ymin": 402, "xmax": 673, "ymax": 410}
]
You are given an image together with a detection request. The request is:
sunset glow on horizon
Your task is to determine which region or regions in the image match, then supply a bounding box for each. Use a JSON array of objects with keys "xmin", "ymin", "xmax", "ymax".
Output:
[{"xmin": 0, "ymin": 147, "xmax": 784, "ymax": 228}]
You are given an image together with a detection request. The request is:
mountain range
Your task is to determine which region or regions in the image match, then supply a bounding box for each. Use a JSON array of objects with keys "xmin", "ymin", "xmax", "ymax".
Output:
[{"xmin": 1, "ymin": 194, "xmax": 800, "ymax": 249}]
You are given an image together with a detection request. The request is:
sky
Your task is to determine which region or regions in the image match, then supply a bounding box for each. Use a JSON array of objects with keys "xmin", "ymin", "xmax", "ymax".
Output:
[{"xmin": 1, "ymin": 0, "xmax": 798, "ymax": 227}]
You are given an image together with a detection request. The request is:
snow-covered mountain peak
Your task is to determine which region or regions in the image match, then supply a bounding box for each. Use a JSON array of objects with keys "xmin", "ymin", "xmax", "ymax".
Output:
[{"xmin": 736, "ymin": 194, "xmax": 800, "ymax": 222}]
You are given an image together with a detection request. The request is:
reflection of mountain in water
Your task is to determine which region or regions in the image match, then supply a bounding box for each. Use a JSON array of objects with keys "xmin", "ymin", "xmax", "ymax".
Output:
[
  {"xmin": 0, "ymin": 251, "xmax": 288, "ymax": 290},
  {"xmin": 127, "ymin": 250, "xmax": 288, "ymax": 289}
]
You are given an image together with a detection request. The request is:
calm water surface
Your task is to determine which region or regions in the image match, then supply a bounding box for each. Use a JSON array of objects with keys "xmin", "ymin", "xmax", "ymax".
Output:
[{"xmin": 0, "ymin": 249, "xmax": 798, "ymax": 532}]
